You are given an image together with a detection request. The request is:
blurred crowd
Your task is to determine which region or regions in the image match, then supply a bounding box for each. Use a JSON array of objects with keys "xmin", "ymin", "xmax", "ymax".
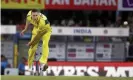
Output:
[
  {"xmin": 1, "ymin": 10, "xmax": 133, "ymax": 42},
  {"xmin": 1, "ymin": 10, "xmax": 133, "ymax": 29},
  {"xmin": 1, "ymin": 9, "xmax": 133, "ymax": 53},
  {"xmin": 1, "ymin": 55, "xmax": 11, "ymax": 75},
  {"xmin": 1, "ymin": 54, "xmax": 27, "ymax": 75},
  {"xmin": 1, "ymin": 10, "xmax": 133, "ymax": 45}
]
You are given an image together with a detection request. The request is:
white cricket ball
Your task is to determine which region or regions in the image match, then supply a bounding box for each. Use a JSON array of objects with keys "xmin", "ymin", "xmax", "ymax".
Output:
[{"xmin": 124, "ymin": 21, "xmax": 128, "ymax": 25}]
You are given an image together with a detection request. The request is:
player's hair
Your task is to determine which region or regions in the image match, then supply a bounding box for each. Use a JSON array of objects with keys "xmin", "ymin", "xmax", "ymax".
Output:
[{"xmin": 31, "ymin": 9, "xmax": 39, "ymax": 12}]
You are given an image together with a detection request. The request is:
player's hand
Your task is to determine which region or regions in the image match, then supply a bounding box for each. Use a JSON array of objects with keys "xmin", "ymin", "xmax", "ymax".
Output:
[
  {"xmin": 20, "ymin": 30, "xmax": 25, "ymax": 36},
  {"xmin": 26, "ymin": 42, "xmax": 32, "ymax": 47}
]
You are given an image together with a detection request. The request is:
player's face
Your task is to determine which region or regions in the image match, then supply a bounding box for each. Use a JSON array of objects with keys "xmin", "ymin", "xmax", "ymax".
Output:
[{"xmin": 31, "ymin": 12, "xmax": 39, "ymax": 20}]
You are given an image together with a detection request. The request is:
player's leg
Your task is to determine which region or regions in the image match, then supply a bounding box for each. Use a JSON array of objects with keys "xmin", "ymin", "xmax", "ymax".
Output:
[
  {"xmin": 39, "ymin": 32, "xmax": 51, "ymax": 71},
  {"xmin": 28, "ymin": 34, "xmax": 39, "ymax": 69}
]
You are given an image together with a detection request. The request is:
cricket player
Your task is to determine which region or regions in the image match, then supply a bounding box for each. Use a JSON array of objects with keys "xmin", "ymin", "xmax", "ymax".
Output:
[{"xmin": 20, "ymin": 9, "xmax": 52, "ymax": 71}]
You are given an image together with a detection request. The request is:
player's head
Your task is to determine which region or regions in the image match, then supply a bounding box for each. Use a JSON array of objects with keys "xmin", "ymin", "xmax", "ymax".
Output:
[{"xmin": 31, "ymin": 9, "xmax": 39, "ymax": 20}]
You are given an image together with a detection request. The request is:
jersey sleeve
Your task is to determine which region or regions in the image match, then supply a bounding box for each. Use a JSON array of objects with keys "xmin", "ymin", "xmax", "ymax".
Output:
[{"xmin": 26, "ymin": 11, "xmax": 31, "ymax": 22}]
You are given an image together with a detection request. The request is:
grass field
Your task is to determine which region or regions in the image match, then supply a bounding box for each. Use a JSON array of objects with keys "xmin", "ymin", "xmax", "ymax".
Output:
[{"xmin": 1, "ymin": 76, "xmax": 133, "ymax": 80}]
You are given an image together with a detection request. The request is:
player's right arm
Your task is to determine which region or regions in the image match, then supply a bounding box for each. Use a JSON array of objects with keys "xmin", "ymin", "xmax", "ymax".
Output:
[
  {"xmin": 20, "ymin": 11, "xmax": 31, "ymax": 36},
  {"xmin": 20, "ymin": 20, "xmax": 30, "ymax": 36}
]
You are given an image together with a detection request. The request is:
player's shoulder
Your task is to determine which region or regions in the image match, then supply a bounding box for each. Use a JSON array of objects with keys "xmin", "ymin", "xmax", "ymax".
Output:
[
  {"xmin": 40, "ymin": 13, "xmax": 47, "ymax": 20},
  {"xmin": 26, "ymin": 10, "xmax": 32, "ymax": 21},
  {"xmin": 27, "ymin": 10, "xmax": 32, "ymax": 17}
]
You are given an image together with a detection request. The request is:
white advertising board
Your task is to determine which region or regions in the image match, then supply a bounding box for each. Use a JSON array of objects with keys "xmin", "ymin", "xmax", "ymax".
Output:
[
  {"xmin": 1, "ymin": 25, "xmax": 129, "ymax": 36},
  {"xmin": 52, "ymin": 27, "xmax": 129, "ymax": 37},
  {"xmin": 1, "ymin": 25, "xmax": 16, "ymax": 34}
]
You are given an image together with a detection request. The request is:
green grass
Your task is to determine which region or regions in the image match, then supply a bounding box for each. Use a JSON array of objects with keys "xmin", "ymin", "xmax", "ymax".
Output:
[{"xmin": 1, "ymin": 76, "xmax": 133, "ymax": 80}]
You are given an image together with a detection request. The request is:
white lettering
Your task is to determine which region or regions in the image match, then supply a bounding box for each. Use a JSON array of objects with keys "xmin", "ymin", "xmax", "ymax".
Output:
[
  {"xmin": 25, "ymin": 66, "xmax": 31, "ymax": 75},
  {"xmin": 63, "ymin": 66, "xmax": 75, "ymax": 76},
  {"xmin": 62, "ymin": 0, "xmax": 70, "ymax": 5},
  {"xmin": 82, "ymin": 0, "xmax": 90, "ymax": 5},
  {"xmin": 45, "ymin": 0, "xmax": 49, "ymax": 4},
  {"xmin": 74, "ymin": 0, "xmax": 117, "ymax": 6},
  {"xmin": 105, "ymin": 67, "xmax": 127, "ymax": 77},
  {"xmin": 90, "ymin": 0, "xmax": 100, "ymax": 6},
  {"xmin": 52, "ymin": 0, "xmax": 70, "ymax": 5},
  {"xmin": 51, "ymin": 66, "xmax": 62, "ymax": 76},
  {"xmin": 87, "ymin": 66, "xmax": 99, "ymax": 76},
  {"xmin": 25, "ymin": 66, "xmax": 36, "ymax": 75},
  {"xmin": 90, "ymin": 0, "xmax": 94, "ymax": 5},
  {"xmin": 95, "ymin": 0, "xmax": 100, "ymax": 6},
  {"xmin": 24, "ymin": 65, "xmax": 132, "ymax": 77},
  {"xmin": 109, "ymin": 0, "xmax": 117, "ymax": 6},
  {"xmin": 42, "ymin": 71, "xmax": 47, "ymax": 76},
  {"xmin": 52, "ymin": 0, "xmax": 60, "ymax": 5},
  {"xmin": 74, "ymin": 0, "xmax": 81, "ymax": 5},
  {"xmin": 43, "ymin": 66, "xmax": 51, "ymax": 76},
  {"xmin": 75, "ymin": 66, "xmax": 87, "ymax": 76},
  {"xmin": 99, "ymin": 0, "xmax": 107, "ymax": 6},
  {"xmin": 126, "ymin": 67, "xmax": 133, "ymax": 77}
]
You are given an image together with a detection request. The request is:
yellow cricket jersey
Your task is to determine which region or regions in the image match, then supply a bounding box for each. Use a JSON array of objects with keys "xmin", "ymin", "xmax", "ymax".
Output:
[{"xmin": 26, "ymin": 10, "xmax": 52, "ymax": 35}]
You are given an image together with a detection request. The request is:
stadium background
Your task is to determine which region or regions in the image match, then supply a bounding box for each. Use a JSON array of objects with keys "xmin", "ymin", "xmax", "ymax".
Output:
[{"xmin": 1, "ymin": 0, "xmax": 133, "ymax": 79}]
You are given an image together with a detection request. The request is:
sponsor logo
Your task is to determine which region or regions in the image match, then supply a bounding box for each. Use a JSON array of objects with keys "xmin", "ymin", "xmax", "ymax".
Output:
[
  {"xmin": 58, "ymin": 29, "xmax": 62, "ymax": 33},
  {"xmin": 74, "ymin": 29, "xmax": 91, "ymax": 34},
  {"xmin": 46, "ymin": 0, "xmax": 117, "ymax": 7},
  {"xmin": 104, "ymin": 29, "xmax": 108, "ymax": 34},
  {"xmin": 74, "ymin": 0, "xmax": 117, "ymax": 6},
  {"xmin": 25, "ymin": 66, "xmax": 133, "ymax": 77},
  {"xmin": 123, "ymin": 0, "xmax": 133, "ymax": 8}
]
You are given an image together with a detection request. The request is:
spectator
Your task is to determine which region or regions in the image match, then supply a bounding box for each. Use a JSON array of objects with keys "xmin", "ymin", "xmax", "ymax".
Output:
[
  {"xmin": 51, "ymin": 20, "xmax": 59, "ymax": 26},
  {"xmin": 106, "ymin": 20, "xmax": 114, "ymax": 27},
  {"xmin": 96, "ymin": 19, "xmax": 103, "ymax": 27},
  {"xmin": 18, "ymin": 57, "xmax": 27, "ymax": 75},
  {"xmin": 68, "ymin": 18, "xmax": 75, "ymax": 26},
  {"xmin": 86, "ymin": 20, "xmax": 90, "ymax": 27},
  {"xmin": 61, "ymin": 19, "xmax": 67, "ymax": 26},
  {"xmin": 76, "ymin": 20, "xmax": 83, "ymax": 26},
  {"xmin": 115, "ymin": 16, "xmax": 122, "ymax": 27},
  {"xmin": 9, "ymin": 20, "xmax": 13, "ymax": 25},
  {"xmin": 1, "ymin": 55, "xmax": 9, "ymax": 75}
]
